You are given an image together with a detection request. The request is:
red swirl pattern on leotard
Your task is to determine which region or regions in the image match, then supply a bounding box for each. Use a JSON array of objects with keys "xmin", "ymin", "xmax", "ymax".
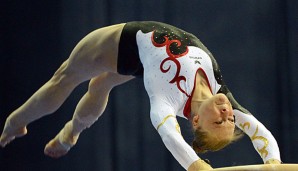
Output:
[{"xmin": 151, "ymin": 31, "xmax": 190, "ymax": 97}]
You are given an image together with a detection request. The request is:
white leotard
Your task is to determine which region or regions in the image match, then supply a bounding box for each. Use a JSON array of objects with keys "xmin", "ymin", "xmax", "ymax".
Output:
[{"xmin": 136, "ymin": 29, "xmax": 281, "ymax": 170}]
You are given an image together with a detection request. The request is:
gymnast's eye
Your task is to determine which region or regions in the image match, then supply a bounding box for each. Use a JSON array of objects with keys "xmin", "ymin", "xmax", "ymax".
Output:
[
  {"xmin": 228, "ymin": 118, "xmax": 235, "ymax": 123},
  {"xmin": 215, "ymin": 121, "xmax": 223, "ymax": 124}
]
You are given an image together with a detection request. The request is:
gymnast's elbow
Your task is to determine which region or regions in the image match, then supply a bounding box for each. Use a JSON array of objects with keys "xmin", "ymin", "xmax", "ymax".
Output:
[
  {"xmin": 157, "ymin": 128, "xmax": 181, "ymax": 147},
  {"xmin": 160, "ymin": 131, "xmax": 175, "ymax": 144}
]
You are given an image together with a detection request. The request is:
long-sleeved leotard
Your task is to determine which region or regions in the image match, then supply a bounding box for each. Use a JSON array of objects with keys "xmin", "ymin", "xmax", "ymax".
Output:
[{"xmin": 117, "ymin": 21, "xmax": 281, "ymax": 170}]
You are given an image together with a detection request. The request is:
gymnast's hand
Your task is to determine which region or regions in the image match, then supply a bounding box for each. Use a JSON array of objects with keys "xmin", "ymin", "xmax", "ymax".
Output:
[
  {"xmin": 265, "ymin": 159, "xmax": 281, "ymax": 164},
  {"xmin": 188, "ymin": 159, "xmax": 213, "ymax": 171}
]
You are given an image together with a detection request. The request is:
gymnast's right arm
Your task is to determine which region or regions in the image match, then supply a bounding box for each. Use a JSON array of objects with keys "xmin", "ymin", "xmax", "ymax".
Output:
[{"xmin": 149, "ymin": 97, "xmax": 212, "ymax": 171}]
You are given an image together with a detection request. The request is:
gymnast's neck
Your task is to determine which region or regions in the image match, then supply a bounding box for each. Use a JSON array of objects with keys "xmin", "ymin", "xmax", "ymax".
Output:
[{"xmin": 190, "ymin": 70, "xmax": 213, "ymax": 117}]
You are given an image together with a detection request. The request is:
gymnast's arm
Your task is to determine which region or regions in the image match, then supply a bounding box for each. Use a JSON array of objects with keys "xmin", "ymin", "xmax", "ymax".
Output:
[
  {"xmin": 234, "ymin": 109, "xmax": 281, "ymax": 164},
  {"xmin": 224, "ymin": 90, "xmax": 282, "ymax": 164},
  {"xmin": 149, "ymin": 97, "xmax": 212, "ymax": 170}
]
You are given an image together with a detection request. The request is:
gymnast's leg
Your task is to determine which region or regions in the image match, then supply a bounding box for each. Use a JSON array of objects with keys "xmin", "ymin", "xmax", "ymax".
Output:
[
  {"xmin": 0, "ymin": 60, "xmax": 85, "ymax": 147},
  {"xmin": 0, "ymin": 23, "xmax": 126, "ymax": 147},
  {"xmin": 44, "ymin": 72, "xmax": 134, "ymax": 158}
]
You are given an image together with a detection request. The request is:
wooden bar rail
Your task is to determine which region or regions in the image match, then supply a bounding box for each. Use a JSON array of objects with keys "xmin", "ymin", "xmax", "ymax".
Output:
[{"xmin": 212, "ymin": 164, "xmax": 298, "ymax": 171}]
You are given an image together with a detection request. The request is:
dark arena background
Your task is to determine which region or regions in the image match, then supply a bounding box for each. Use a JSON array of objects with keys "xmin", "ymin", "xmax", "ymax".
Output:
[{"xmin": 1, "ymin": 0, "xmax": 297, "ymax": 170}]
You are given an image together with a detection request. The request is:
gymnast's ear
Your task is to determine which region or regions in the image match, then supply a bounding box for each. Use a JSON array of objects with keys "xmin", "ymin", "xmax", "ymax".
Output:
[{"xmin": 192, "ymin": 115, "xmax": 200, "ymax": 129}]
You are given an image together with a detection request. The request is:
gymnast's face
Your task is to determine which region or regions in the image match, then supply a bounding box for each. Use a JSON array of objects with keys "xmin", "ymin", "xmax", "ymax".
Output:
[{"xmin": 192, "ymin": 94, "xmax": 235, "ymax": 139}]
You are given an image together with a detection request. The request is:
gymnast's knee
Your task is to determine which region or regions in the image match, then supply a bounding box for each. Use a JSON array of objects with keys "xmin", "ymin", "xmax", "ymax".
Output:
[
  {"xmin": 88, "ymin": 73, "xmax": 115, "ymax": 94},
  {"xmin": 49, "ymin": 60, "xmax": 83, "ymax": 88}
]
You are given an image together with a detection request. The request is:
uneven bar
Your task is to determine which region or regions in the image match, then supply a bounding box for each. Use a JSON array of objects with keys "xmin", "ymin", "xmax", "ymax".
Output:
[{"xmin": 213, "ymin": 164, "xmax": 298, "ymax": 171}]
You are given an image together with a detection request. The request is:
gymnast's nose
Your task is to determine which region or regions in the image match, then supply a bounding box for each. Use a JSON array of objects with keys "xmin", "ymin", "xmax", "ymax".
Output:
[
  {"xmin": 221, "ymin": 106, "xmax": 228, "ymax": 114},
  {"xmin": 219, "ymin": 105, "xmax": 232, "ymax": 120}
]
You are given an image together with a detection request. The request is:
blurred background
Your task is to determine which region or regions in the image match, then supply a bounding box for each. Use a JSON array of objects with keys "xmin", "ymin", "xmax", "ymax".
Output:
[{"xmin": 1, "ymin": 0, "xmax": 297, "ymax": 170}]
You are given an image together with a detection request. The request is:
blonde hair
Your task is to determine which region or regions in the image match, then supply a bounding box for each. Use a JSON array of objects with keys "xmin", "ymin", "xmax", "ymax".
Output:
[{"xmin": 192, "ymin": 126, "xmax": 243, "ymax": 153}]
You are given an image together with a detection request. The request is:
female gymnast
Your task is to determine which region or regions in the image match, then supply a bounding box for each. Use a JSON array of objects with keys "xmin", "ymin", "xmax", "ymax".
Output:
[{"xmin": 0, "ymin": 21, "xmax": 282, "ymax": 170}]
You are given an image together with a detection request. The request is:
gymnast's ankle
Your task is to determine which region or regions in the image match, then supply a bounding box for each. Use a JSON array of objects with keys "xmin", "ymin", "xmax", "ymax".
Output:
[{"xmin": 61, "ymin": 122, "xmax": 80, "ymax": 145}]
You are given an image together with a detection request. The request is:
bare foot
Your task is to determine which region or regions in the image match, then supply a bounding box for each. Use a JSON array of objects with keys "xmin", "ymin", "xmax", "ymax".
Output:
[
  {"xmin": 44, "ymin": 136, "xmax": 71, "ymax": 158},
  {"xmin": 0, "ymin": 122, "xmax": 27, "ymax": 147},
  {"xmin": 44, "ymin": 122, "xmax": 79, "ymax": 158}
]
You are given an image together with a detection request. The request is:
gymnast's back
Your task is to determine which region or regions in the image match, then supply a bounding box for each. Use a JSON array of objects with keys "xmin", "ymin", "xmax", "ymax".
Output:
[{"xmin": 118, "ymin": 21, "xmax": 249, "ymax": 115}]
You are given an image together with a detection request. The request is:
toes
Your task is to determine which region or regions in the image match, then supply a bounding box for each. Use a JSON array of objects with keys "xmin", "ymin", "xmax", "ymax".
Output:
[
  {"xmin": 0, "ymin": 126, "xmax": 28, "ymax": 147},
  {"xmin": 44, "ymin": 140, "xmax": 69, "ymax": 158},
  {"xmin": 0, "ymin": 136, "xmax": 7, "ymax": 147},
  {"xmin": 44, "ymin": 148, "xmax": 67, "ymax": 158},
  {"xmin": 0, "ymin": 135, "xmax": 15, "ymax": 147},
  {"xmin": 44, "ymin": 144, "xmax": 59, "ymax": 158},
  {"xmin": 0, "ymin": 140, "xmax": 7, "ymax": 148},
  {"xmin": 44, "ymin": 148, "xmax": 58, "ymax": 158}
]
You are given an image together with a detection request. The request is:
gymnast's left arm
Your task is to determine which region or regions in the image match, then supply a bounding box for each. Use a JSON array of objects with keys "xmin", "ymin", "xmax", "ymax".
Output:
[
  {"xmin": 234, "ymin": 109, "xmax": 282, "ymax": 164},
  {"xmin": 221, "ymin": 88, "xmax": 282, "ymax": 164}
]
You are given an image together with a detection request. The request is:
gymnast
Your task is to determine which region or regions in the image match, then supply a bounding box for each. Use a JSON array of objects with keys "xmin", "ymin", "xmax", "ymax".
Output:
[{"xmin": 0, "ymin": 21, "xmax": 282, "ymax": 170}]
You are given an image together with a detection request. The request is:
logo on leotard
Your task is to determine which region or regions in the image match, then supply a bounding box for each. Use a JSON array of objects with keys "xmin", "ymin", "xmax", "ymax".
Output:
[
  {"xmin": 195, "ymin": 60, "xmax": 201, "ymax": 64},
  {"xmin": 189, "ymin": 56, "xmax": 202, "ymax": 60},
  {"xmin": 189, "ymin": 56, "xmax": 202, "ymax": 64}
]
